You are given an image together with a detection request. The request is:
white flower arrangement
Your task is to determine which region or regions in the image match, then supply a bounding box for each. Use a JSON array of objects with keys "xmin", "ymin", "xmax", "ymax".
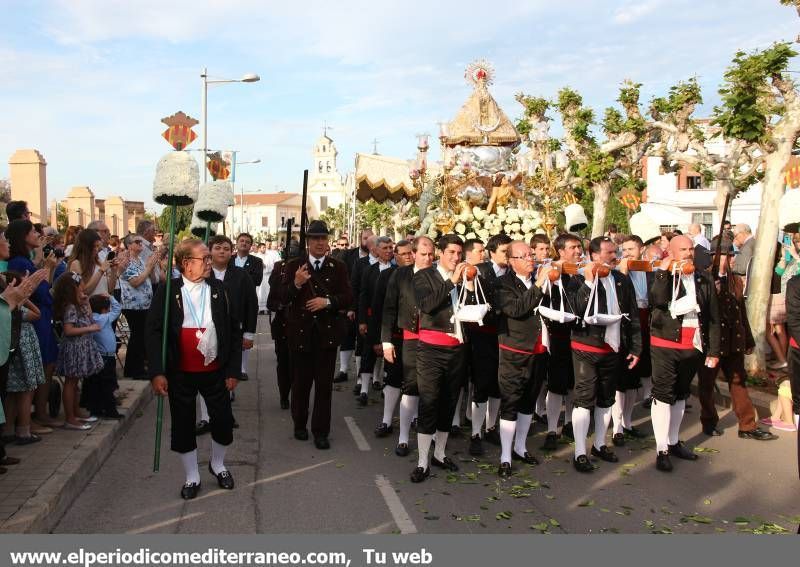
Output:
[
  {"xmin": 455, "ymin": 222, "xmax": 466, "ymax": 235},
  {"xmin": 190, "ymin": 211, "xmax": 218, "ymax": 239},
  {"xmin": 426, "ymin": 204, "xmax": 544, "ymax": 243},
  {"xmin": 466, "ymin": 232, "xmax": 476, "ymax": 240},
  {"xmin": 153, "ymin": 151, "xmax": 199, "ymax": 206},
  {"xmin": 194, "ymin": 180, "xmax": 233, "ymax": 222}
]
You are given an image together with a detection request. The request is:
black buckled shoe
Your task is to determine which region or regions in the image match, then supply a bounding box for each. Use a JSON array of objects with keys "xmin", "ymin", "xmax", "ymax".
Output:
[
  {"xmin": 561, "ymin": 422, "xmax": 574, "ymax": 441},
  {"xmin": 469, "ymin": 434, "xmax": 484, "ymax": 456},
  {"xmin": 374, "ymin": 423, "xmax": 393, "ymax": 438},
  {"xmin": 512, "ymin": 451, "xmax": 539, "ymax": 465},
  {"xmin": 738, "ymin": 428, "xmax": 778, "ymax": 441},
  {"xmin": 484, "ymin": 426, "xmax": 501, "ymax": 446},
  {"xmin": 431, "ymin": 455, "xmax": 459, "ymax": 472},
  {"xmin": 410, "ymin": 466, "xmax": 430, "ymax": 483},
  {"xmin": 591, "ymin": 445, "xmax": 619, "ymax": 463},
  {"xmin": 395, "ymin": 442, "xmax": 410, "ymax": 457},
  {"xmin": 623, "ymin": 426, "xmax": 647, "ymax": 438},
  {"xmin": 703, "ymin": 426, "xmax": 724, "ymax": 437},
  {"xmin": 668, "ymin": 441, "xmax": 698, "ymax": 460},
  {"xmin": 573, "ymin": 454, "xmax": 594, "ymax": 473},
  {"xmin": 333, "ymin": 372, "xmax": 348, "ymax": 383},
  {"xmin": 449, "ymin": 424, "xmax": 462, "ymax": 436},
  {"xmin": 542, "ymin": 432, "xmax": 558, "ymax": 451},
  {"xmin": 294, "ymin": 428, "xmax": 309, "ymax": 441},
  {"xmin": 239, "ymin": 372, "xmax": 249, "ymax": 382},
  {"xmin": 612, "ymin": 433, "xmax": 625, "ymax": 447},
  {"xmin": 314, "ymin": 436, "xmax": 331, "ymax": 450},
  {"xmin": 208, "ymin": 464, "xmax": 234, "ymax": 489},
  {"xmin": 358, "ymin": 392, "xmax": 368, "ymax": 406},
  {"xmin": 498, "ymin": 462, "xmax": 512, "ymax": 478},
  {"xmin": 195, "ymin": 420, "xmax": 211, "ymax": 436},
  {"xmin": 180, "ymin": 481, "xmax": 201, "ymax": 500},
  {"xmin": 353, "ymin": 383, "xmax": 362, "ymax": 396},
  {"xmin": 656, "ymin": 451, "xmax": 673, "ymax": 472},
  {"xmin": 280, "ymin": 398, "xmax": 290, "ymax": 410}
]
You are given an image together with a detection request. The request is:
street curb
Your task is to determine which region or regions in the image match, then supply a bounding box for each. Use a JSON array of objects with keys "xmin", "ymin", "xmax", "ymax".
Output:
[
  {"xmin": 690, "ymin": 379, "xmax": 775, "ymax": 417},
  {"xmin": 0, "ymin": 380, "xmax": 153, "ymax": 534}
]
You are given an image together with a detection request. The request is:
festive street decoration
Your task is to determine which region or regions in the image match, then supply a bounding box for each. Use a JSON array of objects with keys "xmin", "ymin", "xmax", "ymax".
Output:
[
  {"xmin": 206, "ymin": 151, "xmax": 231, "ymax": 181},
  {"xmin": 161, "ymin": 111, "xmax": 199, "ymax": 151}
]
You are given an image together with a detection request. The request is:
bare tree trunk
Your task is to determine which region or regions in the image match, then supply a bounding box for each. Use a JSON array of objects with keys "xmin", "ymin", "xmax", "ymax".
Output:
[
  {"xmin": 713, "ymin": 179, "xmax": 734, "ymax": 223},
  {"xmin": 590, "ymin": 181, "xmax": 611, "ymax": 238},
  {"xmin": 745, "ymin": 153, "xmax": 790, "ymax": 376}
]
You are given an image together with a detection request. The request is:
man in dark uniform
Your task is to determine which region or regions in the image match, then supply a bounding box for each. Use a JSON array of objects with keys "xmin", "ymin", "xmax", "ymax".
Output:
[
  {"xmin": 337, "ymin": 229, "xmax": 374, "ymax": 383},
  {"xmin": 147, "ymin": 239, "xmax": 241, "ymax": 500},
  {"xmin": 267, "ymin": 245, "xmax": 299, "ymax": 410},
  {"xmin": 382, "ymin": 236, "xmax": 435, "ymax": 457},
  {"xmin": 567, "ymin": 236, "xmax": 641, "ymax": 472},
  {"xmin": 357, "ymin": 236, "xmax": 394, "ymax": 405},
  {"xmin": 230, "ymin": 233, "xmax": 264, "ymax": 381},
  {"xmin": 410, "ymin": 234, "xmax": 474, "ymax": 483},
  {"xmin": 276, "ymin": 221, "xmax": 352, "ymax": 450},
  {"xmin": 540, "ymin": 233, "xmax": 583, "ymax": 450},
  {"xmin": 697, "ymin": 238, "xmax": 776, "ymax": 440},
  {"xmin": 649, "ymin": 235, "xmax": 720, "ymax": 472},
  {"xmin": 468, "ymin": 233, "xmax": 511, "ymax": 455},
  {"xmin": 370, "ymin": 240, "xmax": 414, "ymax": 436},
  {"xmin": 495, "ymin": 240, "xmax": 550, "ymax": 477}
]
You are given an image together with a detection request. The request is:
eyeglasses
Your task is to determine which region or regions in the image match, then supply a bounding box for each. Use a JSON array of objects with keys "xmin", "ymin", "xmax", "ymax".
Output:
[
  {"xmin": 509, "ymin": 254, "xmax": 534, "ymax": 260},
  {"xmin": 188, "ymin": 256, "xmax": 212, "ymax": 263}
]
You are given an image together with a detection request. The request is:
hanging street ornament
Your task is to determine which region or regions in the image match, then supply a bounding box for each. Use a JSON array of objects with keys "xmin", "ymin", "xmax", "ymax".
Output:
[
  {"xmin": 161, "ymin": 111, "xmax": 199, "ymax": 151},
  {"xmin": 206, "ymin": 151, "xmax": 231, "ymax": 181},
  {"xmin": 464, "ymin": 59, "xmax": 495, "ymax": 87}
]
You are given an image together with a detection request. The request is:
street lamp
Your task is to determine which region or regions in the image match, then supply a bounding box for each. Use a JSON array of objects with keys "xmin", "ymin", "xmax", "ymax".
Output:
[{"xmin": 200, "ymin": 67, "xmax": 261, "ymax": 182}]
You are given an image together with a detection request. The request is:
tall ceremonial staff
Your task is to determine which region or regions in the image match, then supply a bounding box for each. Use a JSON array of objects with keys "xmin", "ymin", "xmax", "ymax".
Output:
[
  {"xmin": 152, "ymin": 112, "xmax": 201, "ymax": 471},
  {"xmin": 298, "ymin": 169, "xmax": 310, "ymax": 253}
]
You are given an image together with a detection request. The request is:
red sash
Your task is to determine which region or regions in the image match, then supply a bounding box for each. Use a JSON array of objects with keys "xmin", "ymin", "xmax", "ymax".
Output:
[
  {"xmin": 651, "ymin": 327, "xmax": 696, "ymax": 350},
  {"xmin": 418, "ymin": 329, "xmax": 460, "ymax": 347},
  {"xmin": 403, "ymin": 330, "xmax": 419, "ymax": 341},
  {"xmin": 179, "ymin": 328, "xmax": 220, "ymax": 373},
  {"xmin": 790, "ymin": 336, "xmax": 799, "ymax": 350},
  {"xmin": 571, "ymin": 340, "xmax": 614, "ymax": 354}
]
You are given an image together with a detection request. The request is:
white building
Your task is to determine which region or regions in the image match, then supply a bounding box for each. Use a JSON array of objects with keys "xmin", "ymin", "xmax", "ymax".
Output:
[
  {"xmin": 306, "ymin": 131, "xmax": 347, "ymax": 219},
  {"xmin": 226, "ymin": 192, "xmax": 302, "ymax": 241}
]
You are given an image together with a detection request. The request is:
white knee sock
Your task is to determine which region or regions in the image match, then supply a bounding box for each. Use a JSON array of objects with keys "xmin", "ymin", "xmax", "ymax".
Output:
[
  {"xmin": 564, "ymin": 390, "xmax": 574, "ymax": 424},
  {"xmin": 417, "ymin": 433, "xmax": 433, "ymax": 468},
  {"xmin": 611, "ymin": 392, "xmax": 625, "ymax": 435},
  {"xmin": 382, "ymin": 385, "xmax": 401, "ymax": 426},
  {"xmin": 514, "ymin": 413, "xmax": 533, "ymax": 456},
  {"xmin": 471, "ymin": 402, "xmax": 487, "ymax": 437},
  {"xmin": 398, "ymin": 395, "xmax": 418, "ymax": 445},
  {"xmin": 572, "ymin": 407, "xmax": 591, "ymax": 458},
  {"xmin": 545, "ymin": 392, "xmax": 563, "ymax": 433},
  {"xmin": 593, "ymin": 406, "xmax": 612, "ymax": 450},
  {"xmin": 452, "ymin": 389, "xmax": 464, "ymax": 427},
  {"xmin": 199, "ymin": 396, "xmax": 210, "ymax": 423},
  {"xmin": 241, "ymin": 349, "xmax": 249, "ymax": 373},
  {"xmin": 499, "ymin": 419, "xmax": 516, "ymax": 463},
  {"xmin": 339, "ymin": 350, "xmax": 352, "ymax": 373},
  {"xmin": 210, "ymin": 440, "xmax": 228, "ymax": 474},
  {"xmin": 640, "ymin": 377, "xmax": 653, "ymax": 402},
  {"xmin": 651, "ymin": 399, "xmax": 671, "ymax": 453},
  {"xmin": 668, "ymin": 399, "xmax": 685, "ymax": 445},
  {"xmin": 180, "ymin": 449, "xmax": 200, "ymax": 484},
  {"xmin": 487, "ymin": 397, "xmax": 501, "ymax": 429},
  {"xmin": 433, "ymin": 431, "xmax": 449, "ymax": 461},
  {"xmin": 360, "ymin": 373, "xmax": 371, "ymax": 395},
  {"xmin": 535, "ymin": 388, "xmax": 547, "ymax": 417},
  {"xmin": 623, "ymin": 390, "xmax": 637, "ymax": 429}
]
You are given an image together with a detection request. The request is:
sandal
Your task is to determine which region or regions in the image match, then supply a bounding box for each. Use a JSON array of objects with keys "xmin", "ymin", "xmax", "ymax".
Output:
[
  {"xmin": 14, "ymin": 434, "xmax": 42, "ymax": 445},
  {"xmin": 63, "ymin": 422, "xmax": 92, "ymax": 431}
]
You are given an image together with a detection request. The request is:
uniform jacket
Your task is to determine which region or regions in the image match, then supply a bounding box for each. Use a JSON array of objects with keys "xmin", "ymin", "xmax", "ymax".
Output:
[
  {"xmin": 381, "ymin": 265, "xmax": 419, "ymax": 343},
  {"xmin": 358, "ymin": 262, "xmax": 391, "ymax": 326},
  {"xmin": 276, "ymin": 254, "xmax": 353, "ymax": 351},
  {"xmin": 539, "ymin": 273, "xmax": 579, "ymax": 339},
  {"xmin": 649, "ymin": 269, "xmax": 721, "ymax": 357},
  {"xmin": 568, "ymin": 270, "xmax": 642, "ymax": 356},
  {"xmin": 714, "ymin": 273, "xmax": 754, "ymax": 357},
  {"xmin": 413, "ymin": 266, "xmax": 474, "ymax": 334},
  {"xmin": 266, "ymin": 261, "xmax": 288, "ymax": 341},
  {"xmin": 349, "ymin": 255, "xmax": 373, "ymax": 314},
  {"xmin": 212, "ymin": 265, "xmax": 258, "ymax": 336},
  {"xmin": 145, "ymin": 277, "xmax": 242, "ymax": 379},
  {"xmin": 495, "ymin": 271, "xmax": 545, "ymax": 353},
  {"xmin": 368, "ymin": 265, "xmax": 396, "ymax": 346},
  {"xmin": 474, "ymin": 261, "xmax": 505, "ymax": 329},
  {"xmin": 229, "ymin": 254, "xmax": 264, "ymax": 287}
]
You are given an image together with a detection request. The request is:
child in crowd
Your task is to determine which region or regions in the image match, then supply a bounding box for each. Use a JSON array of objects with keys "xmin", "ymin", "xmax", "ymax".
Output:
[
  {"xmin": 85, "ymin": 294, "xmax": 123, "ymax": 419},
  {"xmin": 53, "ymin": 272, "xmax": 105, "ymax": 430}
]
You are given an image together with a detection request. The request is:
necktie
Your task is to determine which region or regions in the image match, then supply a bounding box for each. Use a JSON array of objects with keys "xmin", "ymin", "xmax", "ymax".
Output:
[{"xmin": 314, "ymin": 260, "xmax": 321, "ymax": 271}]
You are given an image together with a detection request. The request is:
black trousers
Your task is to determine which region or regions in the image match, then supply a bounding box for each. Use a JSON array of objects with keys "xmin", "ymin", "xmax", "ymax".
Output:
[
  {"xmin": 788, "ymin": 345, "xmax": 800, "ymax": 415},
  {"xmin": 651, "ymin": 346, "xmax": 704, "ymax": 405},
  {"xmin": 416, "ymin": 342, "xmax": 466, "ymax": 434},
  {"xmin": 83, "ymin": 355, "xmax": 117, "ymax": 415},
  {"xmin": 572, "ymin": 350, "xmax": 620, "ymax": 409},
  {"xmin": 275, "ymin": 336, "xmax": 292, "ymax": 403},
  {"xmin": 469, "ymin": 331, "xmax": 500, "ymax": 402},
  {"xmin": 341, "ymin": 319, "xmax": 357, "ymax": 351},
  {"xmin": 616, "ymin": 348, "xmax": 641, "ymax": 392},
  {"xmin": 384, "ymin": 337, "xmax": 404, "ymax": 389},
  {"xmin": 122, "ymin": 309, "xmax": 148, "ymax": 378},
  {"xmin": 359, "ymin": 338, "xmax": 377, "ymax": 375},
  {"xmin": 546, "ymin": 336, "xmax": 574, "ymax": 395},
  {"xmin": 291, "ymin": 346, "xmax": 337, "ymax": 437},
  {"xmin": 167, "ymin": 369, "xmax": 233, "ymax": 454},
  {"xmin": 401, "ymin": 339, "xmax": 419, "ymax": 396},
  {"xmin": 498, "ymin": 349, "xmax": 547, "ymax": 421}
]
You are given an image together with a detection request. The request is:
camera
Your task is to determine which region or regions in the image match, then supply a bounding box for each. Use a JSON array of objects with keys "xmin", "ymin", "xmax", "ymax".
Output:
[{"xmin": 106, "ymin": 251, "xmax": 116, "ymax": 262}]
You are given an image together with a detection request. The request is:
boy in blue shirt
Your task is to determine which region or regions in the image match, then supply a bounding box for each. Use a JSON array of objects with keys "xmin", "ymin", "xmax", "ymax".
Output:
[{"xmin": 87, "ymin": 294, "xmax": 123, "ymax": 419}]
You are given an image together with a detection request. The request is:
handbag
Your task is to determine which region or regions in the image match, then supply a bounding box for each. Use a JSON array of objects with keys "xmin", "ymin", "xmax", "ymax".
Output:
[
  {"xmin": 537, "ymin": 279, "xmax": 578, "ymax": 324},
  {"xmin": 453, "ymin": 275, "xmax": 490, "ymax": 325},
  {"xmin": 582, "ymin": 275, "xmax": 623, "ymax": 327}
]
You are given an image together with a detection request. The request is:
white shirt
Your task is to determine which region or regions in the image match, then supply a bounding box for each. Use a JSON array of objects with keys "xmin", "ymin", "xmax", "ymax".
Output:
[
  {"xmin": 234, "ymin": 254, "xmax": 248, "ymax": 268},
  {"xmin": 491, "ymin": 261, "xmax": 506, "ymax": 277},
  {"xmin": 368, "ymin": 254, "xmax": 378, "ymax": 266},
  {"xmin": 181, "ymin": 277, "xmax": 212, "ymax": 329},
  {"xmin": 692, "ymin": 233, "xmax": 711, "ymax": 250},
  {"xmin": 629, "ymin": 270, "xmax": 649, "ymax": 308},
  {"xmin": 516, "ymin": 273, "xmax": 532, "ymax": 290},
  {"xmin": 212, "ymin": 267, "xmax": 227, "ymax": 281},
  {"xmin": 309, "ymin": 254, "xmax": 325, "ymax": 271},
  {"xmin": 378, "ymin": 261, "xmax": 391, "ymax": 272}
]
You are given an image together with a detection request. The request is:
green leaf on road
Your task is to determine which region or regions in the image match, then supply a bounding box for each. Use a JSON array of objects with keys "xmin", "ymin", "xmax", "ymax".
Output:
[
  {"xmin": 644, "ymin": 520, "xmax": 655, "ymax": 529},
  {"xmin": 530, "ymin": 521, "xmax": 550, "ymax": 532},
  {"xmin": 703, "ymin": 499, "xmax": 712, "ymax": 505},
  {"xmin": 424, "ymin": 516, "xmax": 439, "ymax": 520},
  {"xmin": 682, "ymin": 514, "xmax": 713, "ymax": 524},
  {"xmin": 693, "ymin": 446, "xmax": 719, "ymax": 453},
  {"xmin": 496, "ymin": 511, "xmax": 513, "ymax": 520},
  {"xmin": 578, "ymin": 500, "xmax": 595, "ymax": 507},
  {"xmin": 549, "ymin": 518, "xmax": 560, "ymax": 527}
]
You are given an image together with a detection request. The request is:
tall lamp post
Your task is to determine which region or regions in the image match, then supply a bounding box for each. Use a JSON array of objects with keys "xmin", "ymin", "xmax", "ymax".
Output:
[{"xmin": 200, "ymin": 67, "xmax": 260, "ymax": 182}]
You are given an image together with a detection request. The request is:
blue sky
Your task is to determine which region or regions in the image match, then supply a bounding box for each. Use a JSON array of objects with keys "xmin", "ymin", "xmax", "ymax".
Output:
[{"xmin": 1, "ymin": 0, "xmax": 795, "ymax": 211}]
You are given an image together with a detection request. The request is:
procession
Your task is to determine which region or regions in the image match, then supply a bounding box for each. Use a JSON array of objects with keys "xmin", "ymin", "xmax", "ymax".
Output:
[{"xmin": 2, "ymin": 0, "xmax": 800, "ymax": 546}]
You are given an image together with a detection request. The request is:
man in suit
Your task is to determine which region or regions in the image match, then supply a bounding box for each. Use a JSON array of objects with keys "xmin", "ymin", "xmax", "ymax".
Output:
[
  {"xmin": 732, "ymin": 224, "xmax": 755, "ymax": 294},
  {"xmin": 568, "ymin": 236, "xmax": 641, "ymax": 472},
  {"xmin": 275, "ymin": 221, "xmax": 352, "ymax": 450},
  {"xmin": 370, "ymin": 240, "xmax": 414, "ymax": 436},
  {"xmin": 356, "ymin": 236, "xmax": 394, "ymax": 405},
  {"xmin": 267, "ymin": 259, "xmax": 292, "ymax": 409},
  {"xmin": 230, "ymin": 233, "xmax": 263, "ymax": 381},
  {"xmin": 147, "ymin": 239, "xmax": 242, "ymax": 500},
  {"xmin": 495, "ymin": 241, "xmax": 550, "ymax": 477},
  {"xmin": 351, "ymin": 234, "xmax": 379, "ymax": 394},
  {"xmin": 468, "ymin": 233, "xmax": 512, "ymax": 456},
  {"xmin": 649, "ymin": 235, "xmax": 720, "ymax": 472},
  {"xmin": 381, "ymin": 236, "xmax": 435, "ymax": 457}
]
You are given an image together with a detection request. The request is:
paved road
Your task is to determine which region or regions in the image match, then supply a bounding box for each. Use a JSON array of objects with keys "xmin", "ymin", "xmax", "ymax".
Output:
[{"xmin": 55, "ymin": 317, "xmax": 799, "ymax": 534}]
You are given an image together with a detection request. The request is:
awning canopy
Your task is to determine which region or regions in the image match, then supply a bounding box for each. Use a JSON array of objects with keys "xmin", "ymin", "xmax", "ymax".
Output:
[{"xmin": 355, "ymin": 153, "xmax": 418, "ymax": 203}]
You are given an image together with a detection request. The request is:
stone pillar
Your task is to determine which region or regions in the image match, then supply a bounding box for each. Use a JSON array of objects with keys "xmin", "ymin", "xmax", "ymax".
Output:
[
  {"xmin": 8, "ymin": 149, "xmax": 47, "ymax": 224},
  {"xmin": 104, "ymin": 196, "xmax": 127, "ymax": 236},
  {"xmin": 66, "ymin": 186, "xmax": 95, "ymax": 227}
]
